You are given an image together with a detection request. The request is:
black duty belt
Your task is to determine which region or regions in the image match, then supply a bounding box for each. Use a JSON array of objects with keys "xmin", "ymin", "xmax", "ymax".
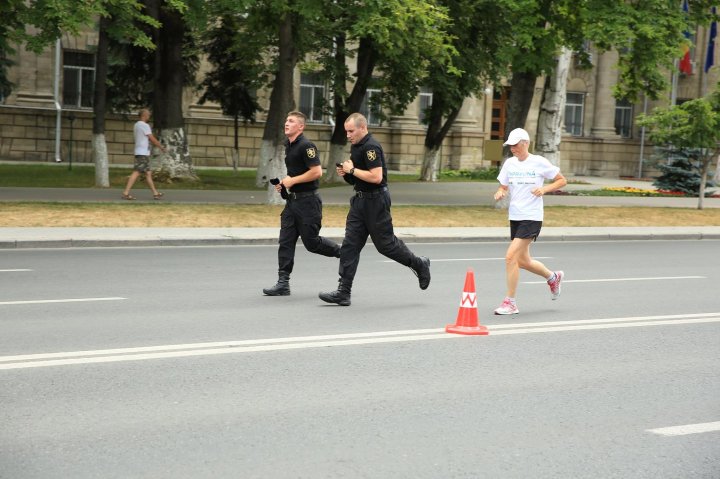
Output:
[
  {"xmin": 355, "ymin": 187, "xmax": 388, "ymax": 198},
  {"xmin": 287, "ymin": 190, "xmax": 319, "ymax": 200}
]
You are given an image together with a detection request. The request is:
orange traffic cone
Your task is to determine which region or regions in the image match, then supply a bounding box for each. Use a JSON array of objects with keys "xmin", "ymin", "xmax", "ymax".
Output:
[{"xmin": 446, "ymin": 268, "xmax": 489, "ymax": 335}]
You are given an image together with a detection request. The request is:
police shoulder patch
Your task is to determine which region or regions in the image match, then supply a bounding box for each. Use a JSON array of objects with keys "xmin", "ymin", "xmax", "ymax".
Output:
[
  {"xmin": 306, "ymin": 147, "xmax": 317, "ymax": 159},
  {"xmin": 366, "ymin": 149, "xmax": 378, "ymax": 161}
]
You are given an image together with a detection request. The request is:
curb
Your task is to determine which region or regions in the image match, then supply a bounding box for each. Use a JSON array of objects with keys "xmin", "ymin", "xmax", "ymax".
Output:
[{"xmin": 2, "ymin": 232, "xmax": 720, "ymax": 249}]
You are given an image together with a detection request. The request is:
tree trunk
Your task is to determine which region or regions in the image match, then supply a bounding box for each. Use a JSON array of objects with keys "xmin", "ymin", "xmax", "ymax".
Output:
[
  {"xmin": 91, "ymin": 16, "xmax": 110, "ymax": 188},
  {"xmin": 151, "ymin": 0, "xmax": 196, "ymax": 181},
  {"xmin": 420, "ymin": 146, "xmax": 441, "ymax": 181},
  {"xmin": 326, "ymin": 36, "xmax": 378, "ymax": 183},
  {"xmin": 255, "ymin": 12, "xmax": 297, "ymax": 205},
  {"xmin": 503, "ymin": 70, "xmax": 537, "ymax": 157},
  {"xmin": 419, "ymin": 97, "xmax": 459, "ymax": 182},
  {"xmin": 232, "ymin": 114, "xmax": 238, "ymax": 174},
  {"xmin": 713, "ymin": 153, "xmax": 720, "ymax": 184},
  {"xmin": 536, "ymin": 48, "xmax": 572, "ymax": 166},
  {"xmin": 698, "ymin": 155, "xmax": 712, "ymax": 210}
]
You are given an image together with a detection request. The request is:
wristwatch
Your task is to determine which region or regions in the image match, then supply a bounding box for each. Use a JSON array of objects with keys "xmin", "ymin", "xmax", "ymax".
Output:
[{"xmin": 349, "ymin": 168, "xmax": 355, "ymax": 175}]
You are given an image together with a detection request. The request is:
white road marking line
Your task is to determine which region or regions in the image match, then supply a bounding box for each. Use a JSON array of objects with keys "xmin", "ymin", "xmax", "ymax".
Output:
[
  {"xmin": 647, "ymin": 421, "xmax": 720, "ymax": 436},
  {"xmin": 0, "ymin": 297, "xmax": 126, "ymax": 306},
  {"xmin": 523, "ymin": 276, "xmax": 705, "ymax": 284},
  {"xmin": 0, "ymin": 269, "xmax": 33, "ymax": 272},
  {"xmin": 383, "ymin": 257, "xmax": 550, "ymax": 263},
  {"xmin": 1, "ymin": 313, "xmax": 718, "ymax": 370}
]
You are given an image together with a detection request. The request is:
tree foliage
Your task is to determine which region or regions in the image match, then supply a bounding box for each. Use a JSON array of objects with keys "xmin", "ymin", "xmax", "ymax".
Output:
[{"xmin": 638, "ymin": 97, "xmax": 720, "ymax": 208}]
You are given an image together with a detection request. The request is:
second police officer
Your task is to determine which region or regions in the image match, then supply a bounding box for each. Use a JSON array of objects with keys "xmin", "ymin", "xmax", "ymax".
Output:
[{"xmin": 319, "ymin": 112, "xmax": 431, "ymax": 306}]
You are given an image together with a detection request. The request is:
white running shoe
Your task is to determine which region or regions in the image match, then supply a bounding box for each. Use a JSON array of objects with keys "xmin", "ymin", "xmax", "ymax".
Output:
[
  {"xmin": 548, "ymin": 271, "xmax": 564, "ymax": 300},
  {"xmin": 494, "ymin": 298, "xmax": 519, "ymax": 315}
]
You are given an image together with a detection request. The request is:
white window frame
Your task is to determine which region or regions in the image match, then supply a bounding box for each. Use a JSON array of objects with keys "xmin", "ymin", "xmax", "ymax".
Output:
[
  {"xmin": 418, "ymin": 87, "xmax": 433, "ymax": 125},
  {"xmin": 564, "ymin": 92, "xmax": 585, "ymax": 136},
  {"xmin": 62, "ymin": 51, "xmax": 95, "ymax": 109},
  {"xmin": 614, "ymin": 99, "xmax": 633, "ymax": 138},
  {"xmin": 299, "ymin": 73, "xmax": 325, "ymax": 123},
  {"xmin": 360, "ymin": 88, "xmax": 382, "ymax": 126}
]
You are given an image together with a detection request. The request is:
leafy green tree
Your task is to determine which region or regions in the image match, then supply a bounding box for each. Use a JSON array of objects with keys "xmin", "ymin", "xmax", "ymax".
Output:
[
  {"xmin": 419, "ymin": 0, "xmax": 515, "ymax": 181},
  {"xmin": 106, "ymin": 0, "xmax": 202, "ymax": 181},
  {"xmin": 317, "ymin": 0, "xmax": 455, "ymax": 183},
  {"xmin": 638, "ymin": 97, "xmax": 720, "ymax": 209},
  {"xmin": 0, "ymin": 0, "xmax": 105, "ymax": 98},
  {"xmin": 502, "ymin": 0, "xmax": 718, "ymax": 148},
  {"xmin": 92, "ymin": 5, "xmax": 158, "ymax": 187},
  {"xmin": 198, "ymin": 13, "xmax": 262, "ymax": 173}
]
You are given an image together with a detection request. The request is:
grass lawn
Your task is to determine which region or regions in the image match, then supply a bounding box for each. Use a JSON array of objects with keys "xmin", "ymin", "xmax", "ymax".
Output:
[{"xmin": 2, "ymin": 203, "xmax": 720, "ymax": 228}]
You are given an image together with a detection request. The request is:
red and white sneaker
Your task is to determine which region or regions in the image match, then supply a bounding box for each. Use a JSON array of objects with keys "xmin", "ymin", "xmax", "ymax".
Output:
[
  {"xmin": 548, "ymin": 271, "xmax": 564, "ymax": 300},
  {"xmin": 494, "ymin": 298, "xmax": 519, "ymax": 315}
]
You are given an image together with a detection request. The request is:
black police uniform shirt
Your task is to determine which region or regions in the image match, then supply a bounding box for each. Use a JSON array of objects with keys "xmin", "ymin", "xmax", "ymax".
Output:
[
  {"xmin": 346, "ymin": 133, "xmax": 387, "ymax": 192},
  {"xmin": 285, "ymin": 133, "xmax": 320, "ymax": 193}
]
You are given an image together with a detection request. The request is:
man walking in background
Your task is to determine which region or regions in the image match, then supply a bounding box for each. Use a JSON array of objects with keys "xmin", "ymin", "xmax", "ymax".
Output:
[{"xmin": 121, "ymin": 108, "xmax": 166, "ymax": 200}]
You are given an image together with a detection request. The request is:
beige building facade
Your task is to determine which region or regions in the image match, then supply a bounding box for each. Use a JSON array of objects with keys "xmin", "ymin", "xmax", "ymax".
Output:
[{"xmin": 1, "ymin": 27, "xmax": 718, "ymax": 178}]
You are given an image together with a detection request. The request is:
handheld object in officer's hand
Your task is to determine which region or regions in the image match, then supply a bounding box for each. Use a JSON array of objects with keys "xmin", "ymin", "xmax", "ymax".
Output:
[
  {"xmin": 335, "ymin": 163, "xmax": 343, "ymax": 167},
  {"xmin": 269, "ymin": 178, "xmax": 288, "ymax": 199}
]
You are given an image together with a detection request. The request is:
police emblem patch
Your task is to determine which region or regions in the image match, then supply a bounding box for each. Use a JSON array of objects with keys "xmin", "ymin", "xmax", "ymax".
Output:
[
  {"xmin": 367, "ymin": 150, "xmax": 377, "ymax": 161},
  {"xmin": 306, "ymin": 148, "xmax": 317, "ymax": 159}
]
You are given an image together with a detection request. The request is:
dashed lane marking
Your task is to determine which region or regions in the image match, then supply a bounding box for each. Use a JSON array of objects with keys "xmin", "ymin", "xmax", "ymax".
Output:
[
  {"xmin": 647, "ymin": 421, "xmax": 720, "ymax": 436},
  {"xmin": 0, "ymin": 297, "xmax": 126, "ymax": 306}
]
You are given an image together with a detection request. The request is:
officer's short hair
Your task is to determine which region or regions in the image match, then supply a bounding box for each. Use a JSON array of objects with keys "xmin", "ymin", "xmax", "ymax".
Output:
[
  {"xmin": 287, "ymin": 111, "xmax": 307, "ymax": 125},
  {"xmin": 346, "ymin": 112, "xmax": 367, "ymax": 128}
]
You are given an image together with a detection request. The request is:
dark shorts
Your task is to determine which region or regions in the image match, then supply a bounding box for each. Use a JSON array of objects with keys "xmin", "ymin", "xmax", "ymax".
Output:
[
  {"xmin": 133, "ymin": 155, "xmax": 150, "ymax": 173},
  {"xmin": 510, "ymin": 220, "xmax": 542, "ymax": 241}
]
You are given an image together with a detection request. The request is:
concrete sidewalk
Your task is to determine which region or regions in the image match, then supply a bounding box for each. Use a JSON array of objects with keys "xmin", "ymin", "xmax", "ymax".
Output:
[
  {"xmin": 1, "ymin": 175, "xmax": 719, "ymax": 248},
  {"xmin": 2, "ymin": 226, "xmax": 719, "ymax": 249}
]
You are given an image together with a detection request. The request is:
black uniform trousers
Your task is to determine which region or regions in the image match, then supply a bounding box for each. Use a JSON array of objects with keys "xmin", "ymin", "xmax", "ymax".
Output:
[
  {"xmin": 339, "ymin": 189, "xmax": 419, "ymax": 282},
  {"xmin": 278, "ymin": 193, "xmax": 338, "ymax": 274}
]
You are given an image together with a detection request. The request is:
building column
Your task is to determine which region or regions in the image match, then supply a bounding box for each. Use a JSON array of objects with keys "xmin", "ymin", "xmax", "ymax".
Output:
[
  {"xmin": 387, "ymin": 99, "xmax": 425, "ymax": 172},
  {"xmin": 13, "ymin": 42, "xmax": 56, "ymax": 107},
  {"xmin": 590, "ymin": 50, "xmax": 620, "ymax": 138},
  {"xmin": 448, "ymin": 95, "xmax": 483, "ymax": 170}
]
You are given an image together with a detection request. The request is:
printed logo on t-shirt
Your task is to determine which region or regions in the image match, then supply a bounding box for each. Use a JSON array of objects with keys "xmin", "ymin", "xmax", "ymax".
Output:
[{"xmin": 508, "ymin": 170, "xmax": 537, "ymax": 185}]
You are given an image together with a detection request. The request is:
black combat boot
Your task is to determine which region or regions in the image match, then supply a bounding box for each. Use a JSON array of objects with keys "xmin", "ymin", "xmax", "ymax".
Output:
[
  {"xmin": 318, "ymin": 279, "xmax": 352, "ymax": 306},
  {"xmin": 412, "ymin": 256, "xmax": 431, "ymax": 290},
  {"xmin": 263, "ymin": 271, "xmax": 290, "ymax": 296}
]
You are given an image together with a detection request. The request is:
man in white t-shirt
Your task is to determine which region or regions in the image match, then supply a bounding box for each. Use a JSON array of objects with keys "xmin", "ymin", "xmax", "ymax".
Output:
[
  {"xmin": 121, "ymin": 109, "xmax": 166, "ymax": 200},
  {"xmin": 492, "ymin": 128, "xmax": 567, "ymax": 315}
]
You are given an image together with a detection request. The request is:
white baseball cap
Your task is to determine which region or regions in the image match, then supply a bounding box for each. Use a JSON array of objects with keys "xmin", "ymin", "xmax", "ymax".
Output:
[{"xmin": 503, "ymin": 128, "xmax": 530, "ymax": 146}]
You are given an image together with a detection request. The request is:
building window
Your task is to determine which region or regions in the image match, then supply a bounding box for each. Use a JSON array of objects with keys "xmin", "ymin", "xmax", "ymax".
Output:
[
  {"xmin": 418, "ymin": 86, "xmax": 433, "ymax": 124},
  {"xmin": 299, "ymin": 72, "xmax": 325, "ymax": 123},
  {"xmin": 614, "ymin": 99, "xmax": 633, "ymax": 138},
  {"xmin": 63, "ymin": 51, "xmax": 94, "ymax": 108},
  {"xmin": 360, "ymin": 88, "xmax": 382, "ymax": 126},
  {"xmin": 564, "ymin": 92, "xmax": 585, "ymax": 136}
]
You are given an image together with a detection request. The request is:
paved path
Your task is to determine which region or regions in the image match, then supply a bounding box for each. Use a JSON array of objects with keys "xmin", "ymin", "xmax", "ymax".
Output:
[{"xmin": 1, "ymin": 176, "xmax": 719, "ymax": 247}]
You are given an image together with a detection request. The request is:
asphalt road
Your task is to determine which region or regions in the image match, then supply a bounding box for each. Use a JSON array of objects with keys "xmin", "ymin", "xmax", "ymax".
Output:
[{"xmin": 1, "ymin": 240, "xmax": 719, "ymax": 478}]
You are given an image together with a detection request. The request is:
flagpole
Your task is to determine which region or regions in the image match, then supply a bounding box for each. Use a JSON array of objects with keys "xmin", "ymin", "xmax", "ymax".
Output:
[{"xmin": 670, "ymin": 59, "xmax": 679, "ymax": 106}]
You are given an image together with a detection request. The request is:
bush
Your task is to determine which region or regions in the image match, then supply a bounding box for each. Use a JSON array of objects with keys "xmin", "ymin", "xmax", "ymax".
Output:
[
  {"xmin": 651, "ymin": 147, "xmax": 715, "ymax": 196},
  {"xmin": 439, "ymin": 167, "xmax": 499, "ymax": 181}
]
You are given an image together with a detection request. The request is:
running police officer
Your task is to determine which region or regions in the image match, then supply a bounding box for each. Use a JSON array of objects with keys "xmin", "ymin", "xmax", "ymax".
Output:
[
  {"xmin": 318, "ymin": 113, "xmax": 430, "ymax": 306},
  {"xmin": 263, "ymin": 111, "xmax": 341, "ymax": 296}
]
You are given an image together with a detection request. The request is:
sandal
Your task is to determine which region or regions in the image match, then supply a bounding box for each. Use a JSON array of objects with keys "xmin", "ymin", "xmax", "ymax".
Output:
[
  {"xmin": 153, "ymin": 192, "xmax": 164, "ymax": 200},
  {"xmin": 121, "ymin": 193, "xmax": 136, "ymax": 200}
]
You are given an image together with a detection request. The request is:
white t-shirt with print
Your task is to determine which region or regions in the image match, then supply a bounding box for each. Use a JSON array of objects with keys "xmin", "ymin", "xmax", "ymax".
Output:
[
  {"xmin": 497, "ymin": 154, "xmax": 560, "ymax": 221},
  {"xmin": 133, "ymin": 120, "xmax": 152, "ymax": 156}
]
